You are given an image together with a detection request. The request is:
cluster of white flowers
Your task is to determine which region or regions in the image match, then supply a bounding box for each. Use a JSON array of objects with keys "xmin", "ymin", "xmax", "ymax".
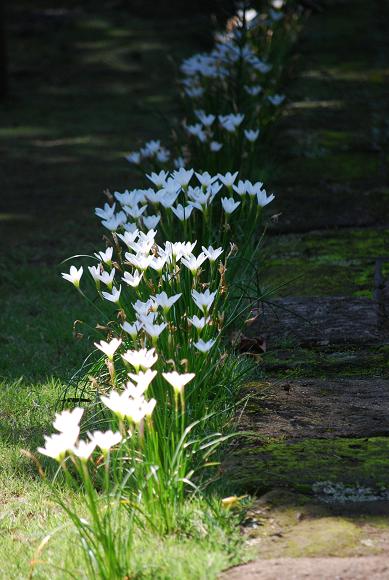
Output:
[
  {"xmin": 91, "ymin": 169, "xmax": 274, "ymax": 242},
  {"xmin": 125, "ymin": 139, "xmax": 171, "ymax": 167},
  {"xmin": 38, "ymin": 407, "xmax": 122, "ymax": 461},
  {"xmin": 39, "ymin": 352, "xmax": 197, "ymax": 462},
  {"xmin": 125, "ymin": 4, "xmax": 287, "ymax": 174},
  {"xmin": 62, "ymin": 226, "xmax": 223, "ymax": 354}
]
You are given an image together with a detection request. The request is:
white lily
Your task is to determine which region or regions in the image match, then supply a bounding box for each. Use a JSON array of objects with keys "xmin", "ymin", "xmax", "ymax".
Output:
[
  {"xmin": 244, "ymin": 129, "xmax": 260, "ymax": 142},
  {"xmin": 143, "ymin": 214, "xmax": 160, "ymax": 230},
  {"xmin": 121, "ymin": 347, "xmax": 158, "ymax": 371},
  {"xmin": 218, "ymin": 171, "xmax": 239, "ymax": 188},
  {"xmin": 154, "ymin": 291, "xmax": 182, "ymax": 312},
  {"xmin": 221, "ymin": 197, "xmax": 240, "ymax": 214},
  {"xmin": 191, "ymin": 288, "xmax": 217, "ymax": 314},
  {"xmin": 89, "ymin": 430, "xmax": 122, "ymax": 452},
  {"xmin": 188, "ymin": 315, "xmax": 209, "ymax": 331},
  {"xmin": 201, "ymin": 245, "xmax": 223, "ymax": 262},
  {"xmin": 94, "ymin": 338, "xmax": 122, "ymax": 360},
  {"xmin": 102, "ymin": 286, "xmax": 121, "ymax": 304},
  {"xmin": 72, "ymin": 440, "xmax": 96, "ymax": 461},
  {"xmin": 126, "ymin": 369, "xmax": 157, "ymax": 396},
  {"xmin": 194, "ymin": 338, "xmax": 216, "ymax": 353},
  {"xmin": 53, "ymin": 408, "xmax": 84, "ymax": 434},
  {"xmin": 210, "ymin": 141, "xmax": 223, "ymax": 152},
  {"xmin": 121, "ymin": 321, "xmax": 140, "ymax": 338},
  {"xmin": 257, "ymin": 191, "xmax": 275, "ymax": 207},
  {"xmin": 171, "ymin": 204, "xmax": 193, "ymax": 221},
  {"xmin": 38, "ymin": 431, "xmax": 79, "ymax": 461},
  {"xmin": 122, "ymin": 270, "xmax": 143, "ymax": 287},
  {"xmin": 162, "ymin": 371, "xmax": 196, "ymax": 394},
  {"xmin": 95, "ymin": 247, "xmax": 113, "ymax": 266},
  {"xmin": 61, "ymin": 265, "xmax": 83, "ymax": 288},
  {"xmin": 181, "ymin": 252, "xmax": 207, "ymax": 275}
]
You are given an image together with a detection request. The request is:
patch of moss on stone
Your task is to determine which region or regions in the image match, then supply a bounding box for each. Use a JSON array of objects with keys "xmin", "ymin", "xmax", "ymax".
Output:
[
  {"xmin": 282, "ymin": 152, "xmax": 380, "ymax": 183},
  {"xmin": 263, "ymin": 228, "xmax": 388, "ymax": 297},
  {"xmin": 228, "ymin": 437, "xmax": 389, "ymax": 494},
  {"xmin": 262, "ymin": 346, "xmax": 389, "ymax": 380}
]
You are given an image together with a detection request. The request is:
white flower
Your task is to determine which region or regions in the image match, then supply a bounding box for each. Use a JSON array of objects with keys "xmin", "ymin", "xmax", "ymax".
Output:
[
  {"xmin": 94, "ymin": 337, "xmax": 122, "ymax": 360},
  {"xmin": 192, "ymin": 288, "xmax": 217, "ymax": 313},
  {"xmin": 154, "ymin": 291, "xmax": 181, "ymax": 312},
  {"xmin": 185, "ymin": 86, "xmax": 205, "ymax": 98},
  {"xmin": 125, "ymin": 152, "xmax": 141, "ymax": 164},
  {"xmin": 194, "ymin": 338, "xmax": 216, "ymax": 353},
  {"xmin": 97, "ymin": 268, "xmax": 115, "ymax": 289},
  {"xmin": 124, "ymin": 222, "xmax": 139, "ymax": 233},
  {"xmin": 102, "ymin": 212, "xmax": 126, "ymax": 232},
  {"xmin": 101, "ymin": 390, "xmax": 155, "ymax": 422},
  {"xmin": 253, "ymin": 60, "xmax": 272, "ymax": 74},
  {"xmin": 143, "ymin": 214, "xmax": 161, "ymax": 230},
  {"xmin": 72, "ymin": 439, "xmax": 96, "ymax": 461},
  {"xmin": 89, "ymin": 430, "xmax": 122, "ymax": 452},
  {"xmin": 38, "ymin": 431, "xmax": 79, "ymax": 461},
  {"xmin": 142, "ymin": 321, "xmax": 167, "ymax": 339},
  {"xmin": 173, "ymin": 156, "xmax": 186, "ymax": 169},
  {"xmin": 53, "ymin": 408, "xmax": 84, "ymax": 435},
  {"xmin": 219, "ymin": 113, "xmax": 244, "ymax": 131},
  {"xmin": 125, "ymin": 252, "xmax": 153, "ymax": 271},
  {"xmin": 232, "ymin": 180, "xmax": 248, "ymax": 196},
  {"xmin": 95, "ymin": 247, "xmax": 113, "ymax": 266},
  {"xmin": 61, "ymin": 265, "xmax": 83, "ymax": 288},
  {"xmin": 181, "ymin": 252, "xmax": 207, "ymax": 275},
  {"xmin": 122, "ymin": 321, "xmax": 140, "ymax": 338},
  {"xmin": 210, "ymin": 141, "xmax": 223, "ymax": 152},
  {"xmin": 121, "ymin": 347, "xmax": 158, "ymax": 371},
  {"xmin": 117, "ymin": 230, "xmax": 140, "ymax": 248},
  {"xmin": 268, "ymin": 94, "xmax": 285, "ymax": 106},
  {"xmin": 257, "ymin": 191, "xmax": 275, "ymax": 207},
  {"xmin": 195, "ymin": 171, "xmax": 218, "ymax": 187},
  {"xmin": 126, "ymin": 369, "xmax": 157, "ymax": 396},
  {"xmin": 201, "ymin": 246, "xmax": 223, "ymax": 262},
  {"xmin": 149, "ymin": 255, "xmax": 168, "ymax": 272},
  {"xmin": 142, "ymin": 140, "xmax": 161, "ymax": 155},
  {"xmin": 171, "ymin": 204, "xmax": 193, "ymax": 221},
  {"xmin": 172, "ymin": 168, "xmax": 193, "ymax": 187},
  {"xmin": 123, "ymin": 205, "xmax": 147, "ymax": 220},
  {"xmin": 102, "ymin": 286, "xmax": 121, "ymax": 304},
  {"xmin": 188, "ymin": 315, "xmax": 209, "ymax": 331},
  {"xmin": 146, "ymin": 170, "xmax": 169, "ymax": 188},
  {"xmin": 95, "ymin": 202, "xmax": 116, "ymax": 220},
  {"xmin": 156, "ymin": 147, "xmax": 170, "ymax": 163},
  {"xmin": 221, "ymin": 197, "xmax": 240, "ymax": 214},
  {"xmin": 244, "ymin": 129, "xmax": 260, "ymax": 142},
  {"xmin": 88, "ymin": 264, "xmax": 101, "ymax": 284},
  {"xmin": 132, "ymin": 299, "xmax": 154, "ymax": 317},
  {"xmin": 162, "ymin": 371, "xmax": 195, "ymax": 394},
  {"xmin": 186, "ymin": 123, "xmax": 207, "ymax": 142},
  {"xmin": 218, "ymin": 171, "xmax": 239, "ymax": 187},
  {"xmin": 122, "ymin": 270, "xmax": 143, "ymax": 287},
  {"xmin": 164, "ymin": 240, "xmax": 197, "ymax": 260},
  {"xmin": 244, "ymin": 85, "xmax": 262, "ymax": 96},
  {"xmin": 194, "ymin": 110, "xmax": 215, "ymax": 126}
]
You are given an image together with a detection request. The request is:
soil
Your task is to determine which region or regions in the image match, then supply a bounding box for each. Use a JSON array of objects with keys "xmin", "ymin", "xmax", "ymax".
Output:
[{"xmin": 222, "ymin": 557, "xmax": 389, "ymax": 579}]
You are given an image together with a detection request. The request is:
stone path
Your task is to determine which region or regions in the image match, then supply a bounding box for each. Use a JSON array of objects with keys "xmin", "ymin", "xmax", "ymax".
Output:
[{"xmin": 224, "ymin": 0, "xmax": 389, "ymax": 576}]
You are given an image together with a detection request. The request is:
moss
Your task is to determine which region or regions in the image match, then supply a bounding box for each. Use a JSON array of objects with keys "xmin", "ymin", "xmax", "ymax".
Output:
[
  {"xmin": 228, "ymin": 437, "xmax": 389, "ymax": 494},
  {"xmin": 262, "ymin": 228, "xmax": 388, "ymax": 297},
  {"xmin": 262, "ymin": 345, "xmax": 389, "ymax": 379}
]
